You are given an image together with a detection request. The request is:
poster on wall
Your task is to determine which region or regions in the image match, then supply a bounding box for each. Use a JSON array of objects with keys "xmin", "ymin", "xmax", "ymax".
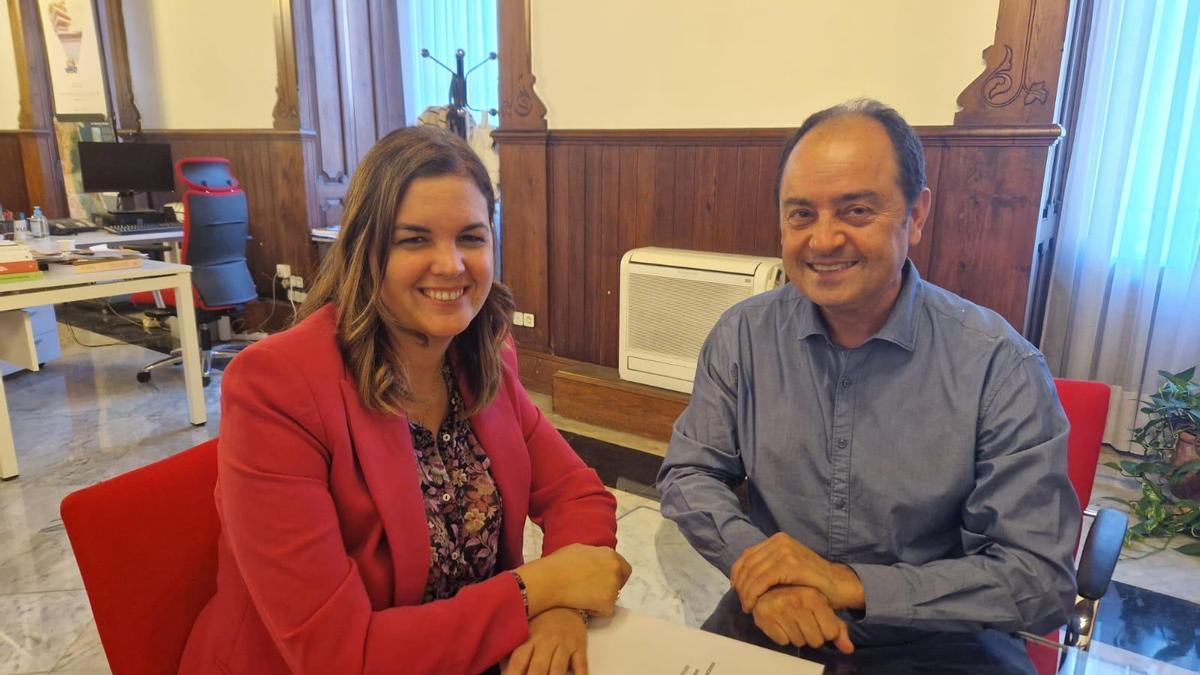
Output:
[{"xmin": 38, "ymin": 0, "xmax": 108, "ymax": 118}]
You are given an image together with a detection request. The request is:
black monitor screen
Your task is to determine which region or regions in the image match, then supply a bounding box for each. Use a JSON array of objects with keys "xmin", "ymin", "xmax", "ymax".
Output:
[{"xmin": 78, "ymin": 142, "xmax": 175, "ymax": 193}]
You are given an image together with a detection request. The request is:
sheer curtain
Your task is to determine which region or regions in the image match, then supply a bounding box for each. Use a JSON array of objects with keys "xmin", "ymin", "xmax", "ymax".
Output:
[
  {"xmin": 401, "ymin": 0, "xmax": 499, "ymax": 126},
  {"xmin": 1041, "ymin": 0, "xmax": 1200, "ymax": 453}
]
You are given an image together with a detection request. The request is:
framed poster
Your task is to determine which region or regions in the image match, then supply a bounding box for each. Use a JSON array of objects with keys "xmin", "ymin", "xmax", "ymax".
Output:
[{"xmin": 38, "ymin": 0, "xmax": 108, "ymax": 118}]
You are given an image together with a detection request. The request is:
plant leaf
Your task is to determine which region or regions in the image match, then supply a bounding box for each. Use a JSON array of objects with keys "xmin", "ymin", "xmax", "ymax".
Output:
[{"xmin": 1175, "ymin": 542, "xmax": 1200, "ymax": 556}]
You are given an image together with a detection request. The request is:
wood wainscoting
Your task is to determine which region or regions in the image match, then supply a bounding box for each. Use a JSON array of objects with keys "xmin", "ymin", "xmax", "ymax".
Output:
[
  {"xmin": 0, "ymin": 132, "xmax": 30, "ymax": 215},
  {"xmin": 125, "ymin": 129, "xmax": 319, "ymax": 293},
  {"xmin": 497, "ymin": 125, "xmax": 1061, "ymax": 368}
]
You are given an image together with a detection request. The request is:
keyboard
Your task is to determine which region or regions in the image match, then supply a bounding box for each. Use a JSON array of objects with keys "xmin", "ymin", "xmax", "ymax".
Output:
[
  {"xmin": 102, "ymin": 223, "xmax": 183, "ymax": 236},
  {"xmin": 50, "ymin": 219, "xmax": 102, "ymax": 235}
]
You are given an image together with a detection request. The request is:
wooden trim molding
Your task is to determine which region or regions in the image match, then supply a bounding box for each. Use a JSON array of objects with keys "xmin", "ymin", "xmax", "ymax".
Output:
[
  {"xmin": 9, "ymin": 0, "xmax": 67, "ymax": 216},
  {"xmin": 956, "ymin": 0, "xmax": 1072, "ymax": 125},
  {"xmin": 94, "ymin": 0, "xmax": 141, "ymax": 131},
  {"xmin": 496, "ymin": 125, "xmax": 1063, "ymax": 148},
  {"xmin": 272, "ymin": 0, "xmax": 301, "ymax": 130},
  {"xmin": 497, "ymin": 0, "xmax": 546, "ymax": 130},
  {"xmin": 117, "ymin": 128, "xmax": 316, "ymax": 139}
]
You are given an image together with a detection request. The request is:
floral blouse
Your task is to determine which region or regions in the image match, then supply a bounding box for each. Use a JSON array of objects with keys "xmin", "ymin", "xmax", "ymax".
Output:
[{"xmin": 409, "ymin": 364, "xmax": 503, "ymax": 603}]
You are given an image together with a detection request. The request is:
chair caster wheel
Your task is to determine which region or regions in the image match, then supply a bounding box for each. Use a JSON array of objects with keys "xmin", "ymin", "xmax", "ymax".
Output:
[
  {"xmin": 203, "ymin": 376, "xmax": 211, "ymax": 387},
  {"xmin": 136, "ymin": 371, "xmax": 151, "ymax": 383}
]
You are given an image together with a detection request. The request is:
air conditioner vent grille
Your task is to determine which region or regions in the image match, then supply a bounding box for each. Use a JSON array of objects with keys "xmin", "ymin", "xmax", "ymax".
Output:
[{"xmin": 627, "ymin": 272, "xmax": 752, "ymax": 361}]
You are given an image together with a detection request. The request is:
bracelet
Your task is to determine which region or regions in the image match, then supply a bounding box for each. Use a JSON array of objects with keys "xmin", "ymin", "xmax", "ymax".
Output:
[
  {"xmin": 577, "ymin": 609, "xmax": 590, "ymax": 626},
  {"xmin": 510, "ymin": 571, "xmax": 530, "ymax": 618}
]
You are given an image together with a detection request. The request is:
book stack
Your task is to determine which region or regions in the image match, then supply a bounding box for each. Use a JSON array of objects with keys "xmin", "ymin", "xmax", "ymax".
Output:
[
  {"xmin": 47, "ymin": 249, "xmax": 145, "ymax": 273},
  {"xmin": 0, "ymin": 241, "xmax": 43, "ymax": 284}
]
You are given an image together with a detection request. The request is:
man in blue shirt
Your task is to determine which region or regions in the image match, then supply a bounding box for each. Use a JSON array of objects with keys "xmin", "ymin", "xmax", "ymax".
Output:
[{"xmin": 656, "ymin": 99, "xmax": 1078, "ymax": 670}]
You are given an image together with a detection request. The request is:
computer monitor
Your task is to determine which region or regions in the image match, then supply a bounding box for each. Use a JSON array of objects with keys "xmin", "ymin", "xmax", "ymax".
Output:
[{"xmin": 78, "ymin": 142, "xmax": 176, "ymax": 194}]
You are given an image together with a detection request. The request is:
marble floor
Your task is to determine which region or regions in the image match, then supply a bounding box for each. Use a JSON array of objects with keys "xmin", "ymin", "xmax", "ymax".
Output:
[{"xmin": 2, "ymin": 314, "xmax": 1199, "ymax": 673}]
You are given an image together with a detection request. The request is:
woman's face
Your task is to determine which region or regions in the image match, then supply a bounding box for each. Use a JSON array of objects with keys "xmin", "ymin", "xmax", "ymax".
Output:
[{"xmin": 380, "ymin": 174, "xmax": 493, "ymax": 346}]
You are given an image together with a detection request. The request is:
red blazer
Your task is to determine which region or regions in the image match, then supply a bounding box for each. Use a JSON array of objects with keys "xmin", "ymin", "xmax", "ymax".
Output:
[{"xmin": 179, "ymin": 305, "xmax": 618, "ymax": 675}]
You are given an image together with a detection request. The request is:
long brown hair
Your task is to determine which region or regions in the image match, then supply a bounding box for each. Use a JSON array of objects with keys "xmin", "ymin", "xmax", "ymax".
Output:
[{"xmin": 299, "ymin": 126, "xmax": 514, "ymax": 416}]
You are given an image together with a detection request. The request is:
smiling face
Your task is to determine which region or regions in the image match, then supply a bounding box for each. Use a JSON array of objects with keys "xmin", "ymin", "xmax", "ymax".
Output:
[
  {"xmin": 778, "ymin": 115, "xmax": 930, "ymax": 332},
  {"xmin": 380, "ymin": 173, "xmax": 493, "ymax": 348}
]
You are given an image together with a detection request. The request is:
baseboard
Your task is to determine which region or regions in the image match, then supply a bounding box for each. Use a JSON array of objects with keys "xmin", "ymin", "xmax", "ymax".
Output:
[{"xmin": 552, "ymin": 362, "xmax": 689, "ymax": 442}]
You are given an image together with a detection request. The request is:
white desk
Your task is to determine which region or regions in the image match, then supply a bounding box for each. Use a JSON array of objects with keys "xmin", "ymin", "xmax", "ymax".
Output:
[
  {"xmin": 0, "ymin": 260, "xmax": 205, "ymax": 479},
  {"xmin": 47, "ymin": 229, "xmax": 184, "ymax": 262}
]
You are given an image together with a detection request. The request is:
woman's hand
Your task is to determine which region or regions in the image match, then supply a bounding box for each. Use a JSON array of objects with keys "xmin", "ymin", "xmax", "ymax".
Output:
[
  {"xmin": 503, "ymin": 607, "xmax": 589, "ymax": 675},
  {"xmin": 515, "ymin": 544, "xmax": 632, "ymax": 617}
]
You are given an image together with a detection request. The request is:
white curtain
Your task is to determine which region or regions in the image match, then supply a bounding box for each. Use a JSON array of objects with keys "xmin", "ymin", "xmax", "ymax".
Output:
[
  {"xmin": 401, "ymin": 0, "xmax": 500, "ymax": 127},
  {"xmin": 1041, "ymin": 0, "xmax": 1200, "ymax": 454}
]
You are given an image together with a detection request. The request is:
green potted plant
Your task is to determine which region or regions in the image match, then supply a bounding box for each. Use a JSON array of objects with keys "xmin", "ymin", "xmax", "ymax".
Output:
[{"xmin": 1104, "ymin": 368, "xmax": 1200, "ymax": 556}]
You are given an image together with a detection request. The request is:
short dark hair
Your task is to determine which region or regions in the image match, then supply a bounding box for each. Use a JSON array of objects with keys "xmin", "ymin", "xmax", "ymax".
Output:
[{"xmin": 773, "ymin": 98, "xmax": 926, "ymax": 208}]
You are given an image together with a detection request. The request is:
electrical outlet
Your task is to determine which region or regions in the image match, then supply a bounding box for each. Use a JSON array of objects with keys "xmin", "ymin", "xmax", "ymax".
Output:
[
  {"xmin": 512, "ymin": 312, "xmax": 525, "ymax": 326},
  {"xmin": 276, "ymin": 263, "xmax": 291, "ymax": 279},
  {"xmin": 522, "ymin": 313, "xmax": 535, "ymax": 328},
  {"xmin": 290, "ymin": 275, "xmax": 304, "ymax": 289},
  {"xmin": 288, "ymin": 289, "xmax": 308, "ymax": 304}
]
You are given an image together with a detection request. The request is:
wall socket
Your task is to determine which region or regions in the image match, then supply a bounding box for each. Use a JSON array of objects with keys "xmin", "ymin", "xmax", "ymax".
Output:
[{"xmin": 512, "ymin": 311, "xmax": 536, "ymax": 328}]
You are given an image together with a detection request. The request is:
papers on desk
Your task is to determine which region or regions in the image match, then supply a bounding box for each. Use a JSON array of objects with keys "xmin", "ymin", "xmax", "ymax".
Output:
[
  {"xmin": 311, "ymin": 226, "xmax": 340, "ymax": 240},
  {"xmin": 43, "ymin": 249, "xmax": 145, "ymax": 273},
  {"xmin": 587, "ymin": 608, "xmax": 823, "ymax": 674}
]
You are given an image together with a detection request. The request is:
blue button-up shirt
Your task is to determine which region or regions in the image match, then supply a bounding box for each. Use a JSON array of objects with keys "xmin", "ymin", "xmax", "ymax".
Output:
[{"xmin": 657, "ymin": 263, "xmax": 1078, "ymax": 640}]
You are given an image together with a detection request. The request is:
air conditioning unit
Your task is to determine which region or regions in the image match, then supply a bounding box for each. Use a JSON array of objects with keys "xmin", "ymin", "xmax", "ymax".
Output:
[{"xmin": 619, "ymin": 247, "xmax": 784, "ymax": 394}]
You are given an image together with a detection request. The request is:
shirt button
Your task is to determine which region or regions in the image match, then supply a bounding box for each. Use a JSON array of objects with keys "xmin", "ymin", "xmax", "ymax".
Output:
[
  {"xmin": 837, "ymin": 438, "xmax": 848, "ymax": 449},
  {"xmin": 451, "ymin": 551, "xmax": 460, "ymax": 560},
  {"xmin": 841, "ymin": 378, "xmax": 852, "ymax": 388},
  {"xmin": 441, "ymin": 433, "xmax": 451, "ymax": 443},
  {"xmin": 442, "ymin": 493, "xmax": 452, "ymax": 502}
]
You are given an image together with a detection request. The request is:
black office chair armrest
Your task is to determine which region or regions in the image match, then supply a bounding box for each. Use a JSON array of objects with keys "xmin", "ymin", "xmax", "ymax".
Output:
[{"xmin": 1077, "ymin": 507, "xmax": 1128, "ymax": 600}]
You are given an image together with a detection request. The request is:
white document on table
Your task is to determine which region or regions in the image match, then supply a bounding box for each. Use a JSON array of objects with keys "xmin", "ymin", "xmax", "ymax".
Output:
[{"xmin": 587, "ymin": 608, "xmax": 824, "ymax": 674}]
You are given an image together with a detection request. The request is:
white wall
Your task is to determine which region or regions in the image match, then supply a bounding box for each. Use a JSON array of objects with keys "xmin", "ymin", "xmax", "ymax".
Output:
[
  {"xmin": 532, "ymin": 1, "xmax": 1000, "ymax": 128},
  {"xmin": 123, "ymin": 0, "xmax": 276, "ymax": 129},
  {"xmin": 0, "ymin": 5, "xmax": 22, "ymax": 129}
]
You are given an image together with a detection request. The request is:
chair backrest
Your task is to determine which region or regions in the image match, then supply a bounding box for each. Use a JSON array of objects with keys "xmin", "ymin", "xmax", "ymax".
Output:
[
  {"xmin": 1053, "ymin": 378, "xmax": 1111, "ymax": 509},
  {"xmin": 177, "ymin": 157, "xmax": 257, "ymax": 310},
  {"xmin": 61, "ymin": 438, "xmax": 220, "ymax": 675}
]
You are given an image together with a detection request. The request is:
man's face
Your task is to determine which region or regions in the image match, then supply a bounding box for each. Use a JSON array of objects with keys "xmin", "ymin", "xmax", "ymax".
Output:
[{"xmin": 778, "ymin": 115, "xmax": 930, "ymax": 326}]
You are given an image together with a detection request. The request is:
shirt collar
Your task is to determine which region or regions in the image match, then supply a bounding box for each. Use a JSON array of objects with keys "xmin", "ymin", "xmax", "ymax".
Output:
[{"xmin": 792, "ymin": 260, "xmax": 923, "ymax": 352}]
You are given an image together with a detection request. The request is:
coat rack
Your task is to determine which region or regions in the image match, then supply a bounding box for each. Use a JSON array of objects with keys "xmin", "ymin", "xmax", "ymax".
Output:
[{"xmin": 420, "ymin": 48, "xmax": 498, "ymax": 139}]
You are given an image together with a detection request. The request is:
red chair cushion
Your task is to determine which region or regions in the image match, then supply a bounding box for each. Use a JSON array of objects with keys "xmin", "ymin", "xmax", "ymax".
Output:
[
  {"xmin": 1027, "ymin": 379, "xmax": 1111, "ymax": 674},
  {"xmin": 61, "ymin": 438, "xmax": 220, "ymax": 675}
]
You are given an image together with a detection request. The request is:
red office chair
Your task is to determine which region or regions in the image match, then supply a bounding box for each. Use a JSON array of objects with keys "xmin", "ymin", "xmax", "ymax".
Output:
[
  {"xmin": 61, "ymin": 438, "xmax": 220, "ymax": 675},
  {"xmin": 133, "ymin": 157, "xmax": 257, "ymax": 387},
  {"xmin": 1026, "ymin": 379, "xmax": 1128, "ymax": 674}
]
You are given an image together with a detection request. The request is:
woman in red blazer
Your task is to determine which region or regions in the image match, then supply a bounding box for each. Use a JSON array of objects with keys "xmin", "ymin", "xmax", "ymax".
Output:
[{"xmin": 179, "ymin": 127, "xmax": 631, "ymax": 675}]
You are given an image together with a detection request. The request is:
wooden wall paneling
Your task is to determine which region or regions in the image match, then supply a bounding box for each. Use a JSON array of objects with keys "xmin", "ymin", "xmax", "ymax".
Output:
[
  {"xmin": 496, "ymin": 0, "xmax": 546, "ymax": 130},
  {"xmin": 367, "ymin": 0, "xmax": 406, "ymax": 133},
  {"xmin": 289, "ymin": 0, "xmax": 323, "ymax": 232},
  {"xmin": 0, "ymin": 133, "xmax": 29, "ymax": 214},
  {"xmin": 634, "ymin": 146, "xmax": 656, "ymax": 251},
  {"xmin": 652, "ymin": 147, "xmax": 676, "ymax": 249},
  {"xmin": 752, "ymin": 145, "xmax": 782, "ymax": 255},
  {"xmin": 670, "ymin": 147, "xmax": 696, "ymax": 249},
  {"xmin": 344, "ymin": 0, "xmax": 378, "ymax": 156},
  {"xmin": 10, "ymin": 0, "xmax": 66, "ymax": 217},
  {"xmin": 272, "ymin": 0, "xmax": 302, "ymax": 130},
  {"xmin": 528, "ymin": 127, "xmax": 1059, "ymax": 367},
  {"xmin": 497, "ymin": 134, "xmax": 550, "ymax": 348},
  {"xmin": 925, "ymin": 144, "xmax": 1053, "ymax": 328},
  {"xmin": 597, "ymin": 145, "xmax": 621, "ymax": 365},
  {"xmin": 956, "ymin": 0, "xmax": 1072, "ymax": 126},
  {"xmin": 908, "ymin": 144, "xmax": 946, "ymax": 275},
  {"xmin": 131, "ymin": 130, "xmax": 316, "ymax": 292},
  {"xmin": 95, "ymin": 0, "xmax": 141, "ymax": 131},
  {"xmin": 547, "ymin": 142, "xmax": 571, "ymax": 356}
]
